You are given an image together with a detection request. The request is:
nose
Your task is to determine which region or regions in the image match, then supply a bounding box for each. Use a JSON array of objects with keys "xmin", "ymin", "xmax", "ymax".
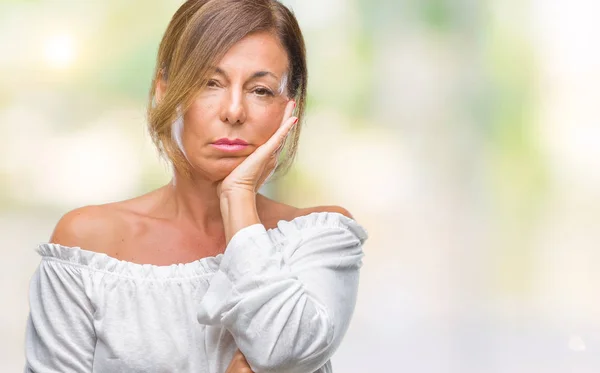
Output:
[{"xmin": 219, "ymin": 87, "xmax": 246, "ymax": 125}]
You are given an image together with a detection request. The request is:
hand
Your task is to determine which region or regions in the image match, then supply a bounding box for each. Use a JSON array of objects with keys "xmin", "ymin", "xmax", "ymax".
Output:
[
  {"xmin": 216, "ymin": 99, "xmax": 297, "ymax": 199},
  {"xmin": 225, "ymin": 349, "xmax": 254, "ymax": 373}
]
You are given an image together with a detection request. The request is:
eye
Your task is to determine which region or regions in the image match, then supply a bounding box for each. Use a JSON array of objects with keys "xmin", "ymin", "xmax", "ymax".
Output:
[
  {"xmin": 253, "ymin": 87, "xmax": 274, "ymax": 97},
  {"xmin": 206, "ymin": 79, "xmax": 221, "ymax": 88}
]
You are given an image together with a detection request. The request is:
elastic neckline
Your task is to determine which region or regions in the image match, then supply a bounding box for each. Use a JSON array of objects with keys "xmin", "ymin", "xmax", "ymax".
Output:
[{"xmin": 36, "ymin": 211, "xmax": 368, "ymax": 279}]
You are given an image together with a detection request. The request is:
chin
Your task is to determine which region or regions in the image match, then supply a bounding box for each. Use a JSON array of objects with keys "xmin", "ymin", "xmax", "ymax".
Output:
[{"xmin": 191, "ymin": 158, "xmax": 245, "ymax": 181}]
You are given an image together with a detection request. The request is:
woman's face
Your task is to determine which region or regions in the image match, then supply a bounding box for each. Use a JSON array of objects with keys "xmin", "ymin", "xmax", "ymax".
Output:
[{"xmin": 178, "ymin": 31, "xmax": 291, "ymax": 181}]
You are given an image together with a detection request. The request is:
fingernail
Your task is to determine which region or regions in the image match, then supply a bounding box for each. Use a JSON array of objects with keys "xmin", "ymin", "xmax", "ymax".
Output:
[{"xmin": 293, "ymin": 117, "xmax": 298, "ymax": 124}]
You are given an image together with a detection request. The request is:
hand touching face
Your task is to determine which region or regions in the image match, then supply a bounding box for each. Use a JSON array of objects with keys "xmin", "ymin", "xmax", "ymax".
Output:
[
  {"xmin": 216, "ymin": 98, "xmax": 297, "ymax": 198},
  {"xmin": 177, "ymin": 31, "xmax": 293, "ymax": 182}
]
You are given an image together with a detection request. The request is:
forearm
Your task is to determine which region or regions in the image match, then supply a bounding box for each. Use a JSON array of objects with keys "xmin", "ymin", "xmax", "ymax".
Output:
[
  {"xmin": 220, "ymin": 191, "xmax": 261, "ymax": 245},
  {"xmin": 196, "ymin": 219, "xmax": 366, "ymax": 373}
]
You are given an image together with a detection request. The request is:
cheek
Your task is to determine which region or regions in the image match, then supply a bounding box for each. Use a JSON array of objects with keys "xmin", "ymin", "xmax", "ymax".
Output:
[
  {"xmin": 179, "ymin": 94, "xmax": 286, "ymax": 146},
  {"xmin": 182, "ymin": 99, "xmax": 218, "ymax": 138},
  {"xmin": 248, "ymin": 102, "xmax": 285, "ymax": 138},
  {"xmin": 187, "ymin": 97, "xmax": 218, "ymax": 122}
]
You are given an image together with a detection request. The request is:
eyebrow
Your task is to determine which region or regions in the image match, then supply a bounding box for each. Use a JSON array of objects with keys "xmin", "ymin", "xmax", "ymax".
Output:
[{"xmin": 213, "ymin": 67, "xmax": 279, "ymax": 81}]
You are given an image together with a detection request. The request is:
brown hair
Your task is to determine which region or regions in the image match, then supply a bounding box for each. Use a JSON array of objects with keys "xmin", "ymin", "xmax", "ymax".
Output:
[{"xmin": 147, "ymin": 0, "xmax": 307, "ymax": 180}]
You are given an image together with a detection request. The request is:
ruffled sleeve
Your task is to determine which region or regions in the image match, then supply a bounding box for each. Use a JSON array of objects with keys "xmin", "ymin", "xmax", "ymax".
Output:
[
  {"xmin": 24, "ymin": 251, "xmax": 96, "ymax": 372},
  {"xmin": 196, "ymin": 212, "xmax": 368, "ymax": 373}
]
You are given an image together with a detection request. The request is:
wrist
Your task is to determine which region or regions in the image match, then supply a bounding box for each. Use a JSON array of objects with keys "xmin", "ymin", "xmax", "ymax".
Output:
[
  {"xmin": 220, "ymin": 191, "xmax": 260, "ymax": 245},
  {"xmin": 219, "ymin": 188, "xmax": 255, "ymax": 202}
]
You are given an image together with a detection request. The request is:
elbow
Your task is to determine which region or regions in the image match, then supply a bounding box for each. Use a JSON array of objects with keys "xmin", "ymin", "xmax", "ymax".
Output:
[
  {"xmin": 244, "ymin": 314, "xmax": 336, "ymax": 373},
  {"xmin": 247, "ymin": 343, "xmax": 334, "ymax": 373}
]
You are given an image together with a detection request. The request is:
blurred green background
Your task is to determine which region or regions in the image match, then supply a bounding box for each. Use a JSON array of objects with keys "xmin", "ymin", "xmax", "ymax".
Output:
[{"xmin": 2, "ymin": 0, "xmax": 600, "ymax": 371}]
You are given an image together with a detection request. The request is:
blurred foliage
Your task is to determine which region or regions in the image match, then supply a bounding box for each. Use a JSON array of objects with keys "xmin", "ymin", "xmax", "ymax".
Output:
[{"xmin": 4, "ymin": 2, "xmax": 600, "ymax": 371}]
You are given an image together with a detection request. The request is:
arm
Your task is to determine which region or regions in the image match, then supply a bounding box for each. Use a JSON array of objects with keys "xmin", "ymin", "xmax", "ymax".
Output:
[
  {"xmin": 219, "ymin": 191, "xmax": 261, "ymax": 245},
  {"xmin": 198, "ymin": 207, "xmax": 366, "ymax": 373},
  {"xmin": 226, "ymin": 350, "xmax": 255, "ymax": 373},
  {"xmin": 209, "ymin": 98, "xmax": 361, "ymax": 372},
  {"xmin": 25, "ymin": 207, "xmax": 103, "ymax": 372},
  {"xmin": 24, "ymin": 258, "xmax": 96, "ymax": 372}
]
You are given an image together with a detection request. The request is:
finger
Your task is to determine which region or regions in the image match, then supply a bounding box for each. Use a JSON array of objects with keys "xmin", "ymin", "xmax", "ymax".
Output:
[
  {"xmin": 271, "ymin": 100, "xmax": 296, "ymax": 153},
  {"xmin": 238, "ymin": 351, "xmax": 249, "ymax": 365},
  {"xmin": 232, "ymin": 350, "xmax": 253, "ymax": 372},
  {"xmin": 257, "ymin": 155, "xmax": 277, "ymax": 185},
  {"xmin": 252, "ymin": 100, "xmax": 296, "ymax": 158},
  {"xmin": 258, "ymin": 157, "xmax": 278, "ymax": 188},
  {"xmin": 282, "ymin": 99, "xmax": 296, "ymax": 125},
  {"xmin": 275, "ymin": 99, "xmax": 296, "ymax": 145},
  {"xmin": 273, "ymin": 135, "xmax": 286, "ymax": 155},
  {"xmin": 263, "ymin": 115, "xmax": 297, "ymax": 156},
  {"xmin": 230, "ymin": 349, "xmax": 247, "ymax": 365}
]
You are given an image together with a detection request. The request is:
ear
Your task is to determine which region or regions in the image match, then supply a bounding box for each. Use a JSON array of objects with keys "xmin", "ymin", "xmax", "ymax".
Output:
[{"xmin": 154, "ymin": 71, "xmax": 167, "ymax": 105}]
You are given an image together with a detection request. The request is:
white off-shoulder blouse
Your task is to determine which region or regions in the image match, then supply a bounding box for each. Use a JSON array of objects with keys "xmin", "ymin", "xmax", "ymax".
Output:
[{"xmin": 24, "ymin": 212, "xmax": 368, "ymax": 373}]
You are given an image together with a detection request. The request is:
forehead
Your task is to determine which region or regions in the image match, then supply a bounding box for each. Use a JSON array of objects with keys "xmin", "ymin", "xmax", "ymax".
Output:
[{"xmin": 216, "ymin": 31, "xmax": 289, "ymax": 78}]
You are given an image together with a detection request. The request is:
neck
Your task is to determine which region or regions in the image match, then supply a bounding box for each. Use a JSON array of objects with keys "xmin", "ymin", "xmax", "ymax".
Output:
[
  {"xmin": 162, "ymin": 170, "xmax": 227, "ymax": 233},
  {"xmin": 159, "ymin": 169, "xmax": 263, "ymax": 234}
]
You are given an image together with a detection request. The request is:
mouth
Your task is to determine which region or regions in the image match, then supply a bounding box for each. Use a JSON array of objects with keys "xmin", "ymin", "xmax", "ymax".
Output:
[
  {"xmin": 211, "ymin": 143, "xmax": 249, "ymax": 152},
  {"xmin": 211, "ymin": 138, "xmax": 249, "ymax": 153},
  {"xmin": 212, "ymin": 138, "xmax": 249, "ymax": 146}
]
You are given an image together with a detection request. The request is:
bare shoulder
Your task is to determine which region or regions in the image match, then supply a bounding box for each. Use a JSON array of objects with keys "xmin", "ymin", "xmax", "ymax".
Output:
[
  {"xmin": 49, "ymin": 187, "xmax": 165, "ymax": 253},
  {"xmin": 50, "ymin": 204, "xmax": 128, "ymax": 253},
  {"xmin": 257, "ymin": 194, "xmax": 354, "ymax": 224},
  {"xmin": 298, "ymin": 205, "xmax": 354, "ymax": 220}
]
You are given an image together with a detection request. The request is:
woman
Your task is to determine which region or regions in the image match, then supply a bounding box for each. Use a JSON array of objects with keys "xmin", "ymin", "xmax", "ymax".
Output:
[{"xmin": 24, "ymin": 0, "xmax": 368, "ymax": 372}]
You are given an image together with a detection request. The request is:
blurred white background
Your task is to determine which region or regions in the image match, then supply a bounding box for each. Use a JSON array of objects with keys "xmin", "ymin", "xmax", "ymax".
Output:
[{"xmin": 1, "ymin": 0, "xmax": 600, "ymax": 371}]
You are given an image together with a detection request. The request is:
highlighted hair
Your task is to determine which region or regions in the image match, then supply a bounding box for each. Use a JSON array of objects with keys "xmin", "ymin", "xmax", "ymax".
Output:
[{"xmin": 147, "ymin": 0, "xmax": 307, "ymax": 179}]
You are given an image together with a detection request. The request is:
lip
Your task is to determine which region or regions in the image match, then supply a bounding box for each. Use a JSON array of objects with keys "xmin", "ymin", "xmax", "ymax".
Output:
[
  {"xmin": 212, "ymin": 138, "xmax": 249, "ymax": 146},
  {"xmin": 211, "ymin": 138, "xmax": 249, "ymax": 153},
  {"xmin": 211, "ymin": 143, "xmax": 249, "ymax": 152}
]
